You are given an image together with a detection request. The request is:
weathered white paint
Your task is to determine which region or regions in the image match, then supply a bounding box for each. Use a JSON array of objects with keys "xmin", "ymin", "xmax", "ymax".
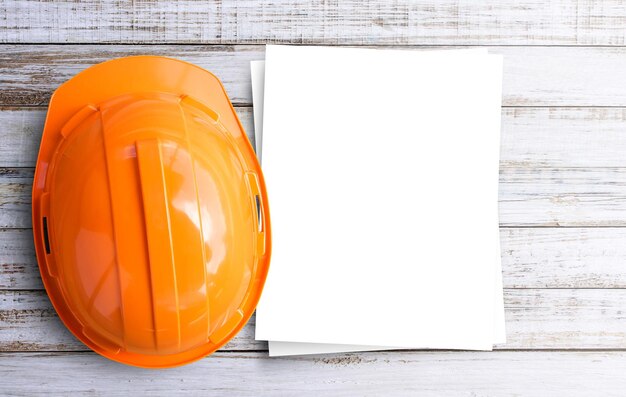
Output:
[
  {"xmin": 3, "ymin": 289, "xmax": 626, "ymax": 351},
  {"xmin": 498, "ymin": 167, "xmax": 626, "ymax": 226},
  {"xmin": 0, "ymin": 107, "xmax": 252, "ymax": 167},
  {"xmin": 0, "ymin": 291, "xmax": 263, "ymax": 352},
  {"xmin": 2, "ymin": 351, "xmax": 626, "ymax": 396},
  {"xmin": 500, "ymin": 107, "xmax": 626, "ymax": 168},
  {"xmin": 2, "ymin": 0, "xmax": 626, "ymax": 45},
  {"xmin": 500, "ymin": 227, "xmax": 626, "ymax": 288}
]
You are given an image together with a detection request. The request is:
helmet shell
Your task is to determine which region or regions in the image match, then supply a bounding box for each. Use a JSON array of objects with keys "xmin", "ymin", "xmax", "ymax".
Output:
[{"xmin": 32, "ymin": 56, "xmax": 270, "ymax": 368}]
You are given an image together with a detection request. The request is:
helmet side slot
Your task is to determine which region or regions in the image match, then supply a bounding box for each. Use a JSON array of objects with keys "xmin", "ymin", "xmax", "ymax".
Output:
[
  {"xmin": 255, "ymin": 194, "xmax": 263, "ymax": 233},
  {"xmin": 42, "ymin": 216, "xmax": 51, "ymax": 254}
]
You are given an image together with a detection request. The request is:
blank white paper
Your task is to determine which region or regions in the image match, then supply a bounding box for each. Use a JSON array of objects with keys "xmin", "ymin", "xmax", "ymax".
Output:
[
  {"xmin": 251, "ymin": 52, "xmax": 506, "ymax": 356},
  {"xmin": 254, "ymin": 45, "xmax": 504, "ymax": 351}
]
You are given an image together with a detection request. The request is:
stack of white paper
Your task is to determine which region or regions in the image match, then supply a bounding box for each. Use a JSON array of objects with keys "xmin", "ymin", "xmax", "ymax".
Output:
[{"xmin": 251, "ymin": 45, "xmax": 504, "ymax": 356}]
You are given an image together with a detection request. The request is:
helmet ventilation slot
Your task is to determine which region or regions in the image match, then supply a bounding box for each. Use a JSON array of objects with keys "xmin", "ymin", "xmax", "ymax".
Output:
[
  {"xmin": 42, "ymin": 217, "xmax": 51, "ymax": 254},
  {"xmin": 255, "ymin": 194, "xmax": 263, "ymax": 233}
]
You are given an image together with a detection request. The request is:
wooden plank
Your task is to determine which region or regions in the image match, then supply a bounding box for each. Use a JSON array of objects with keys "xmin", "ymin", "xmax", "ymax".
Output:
[
  {"xmin": 2, "ymin": 0, "xmax": 626, "ymax": 46},
  {"xmin": 4, "ymin": 45, "xmax": 626, "ymax": 106},
  {"xmin": 1, "ymin": 45, "xmax": 260, "ymax": 106},
  {"xmin": 6, "ymin": 166, "xmax": 626, "ymax": 228},
  {"xmin": 500, "ymin": 227, "xmax": 626, "ymax": 288},
  {"xmin": 0, "ymin": 229, "xmax": 39, "ymax": 290},
  {"xmin": 1, "ymin": 351, "xmax": 626, "ymax": 395},
  {"xmin": 6, "ymin": 107, "xmax": 626, "ymax": 168},
  {"xmin": 499, "ymin": 167, "xmax": 626, "ymax": 226},
  {"xmin": 0, "ymin": 108, "xmax": 46, "ymax": 168},
  {"xmin": 0, "ymin": 291, "xmax": 264, "ymax": 352},
  {"xmin": 3, "ymin": 289, "xmax": 626, "ymax": 352},
  {"xmin": 0, "ymin": 107, "xmax": 254, "ymax": 168},
  {"xmin": 0, "ymin": 168, "xmax": 31, "ymax": 229},
  {"xmin": 6, "ymin": 227, "xmax": 626, "ymax": 290},
  {"xmin": 501, "ymin": 107, "xmax": 626, "ymax": 168}
]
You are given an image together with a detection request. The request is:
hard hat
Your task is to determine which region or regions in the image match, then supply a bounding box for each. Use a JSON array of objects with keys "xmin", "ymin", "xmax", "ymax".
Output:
[{"xmin": 31, "ymin": 56, "xmax": 271, "ymax": 368}]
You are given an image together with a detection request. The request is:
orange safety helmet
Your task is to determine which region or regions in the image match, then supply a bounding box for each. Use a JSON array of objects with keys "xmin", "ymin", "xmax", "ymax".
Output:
[{"xmin": 31, "ymin": 56, "xmax": 271, "ymax": 368}]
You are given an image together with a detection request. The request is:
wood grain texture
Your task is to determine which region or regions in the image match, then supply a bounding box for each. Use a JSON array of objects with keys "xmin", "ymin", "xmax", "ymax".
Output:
[
  {"xmin": 0, "ymin": 108, "xmax": 46, "ymax": 168},
  {"xmin": 2, "ymin": 351, "xmax": 626, "ymax": 396},
  {"xmin": 499, "ymin": 167, "xmax": 626, "ymax": 227},
  {"xmin": 4, "ymin": 288, "xmax": 626, "ymax": 352},
  {"xmin": 2, "ymin": 0, "xmax": 626, "ymax": 46},
  {"xmin": 5, "ymin": 106, "xmax": 626, "ymax": 168},
  {"xmin": 501, "ymin": 227, "xmax": 626, "ymax": 288},
  {"xmin": 0, "ymin": 291, "xmax": 263, "ymax": 352},
  {"xmin": 0, "ymin": 229, "xmax": 39, "ymax": 290},
  {"xmin": 531, "ymin": 169, "xmax": 626, "ymax": 227},
  {"xmin": 6, "ymin": 227, "xmax": 626, "ymax": 290},
  {"xmin": 501, "ymin": 107, "xmax": 626, "ymax": 168},
  {"xmin": 4, "ymin": 45, "xmax": 626, "ymax": 106},
  {"xmin": 0, "ymin": 107, "xmax": 253, "ymax": 167}
]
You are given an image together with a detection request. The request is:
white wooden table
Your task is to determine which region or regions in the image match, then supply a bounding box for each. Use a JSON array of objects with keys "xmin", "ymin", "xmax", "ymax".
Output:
[{"xmin": 2, "ymin": 1, "xmax": 626, "ymax": 395}]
